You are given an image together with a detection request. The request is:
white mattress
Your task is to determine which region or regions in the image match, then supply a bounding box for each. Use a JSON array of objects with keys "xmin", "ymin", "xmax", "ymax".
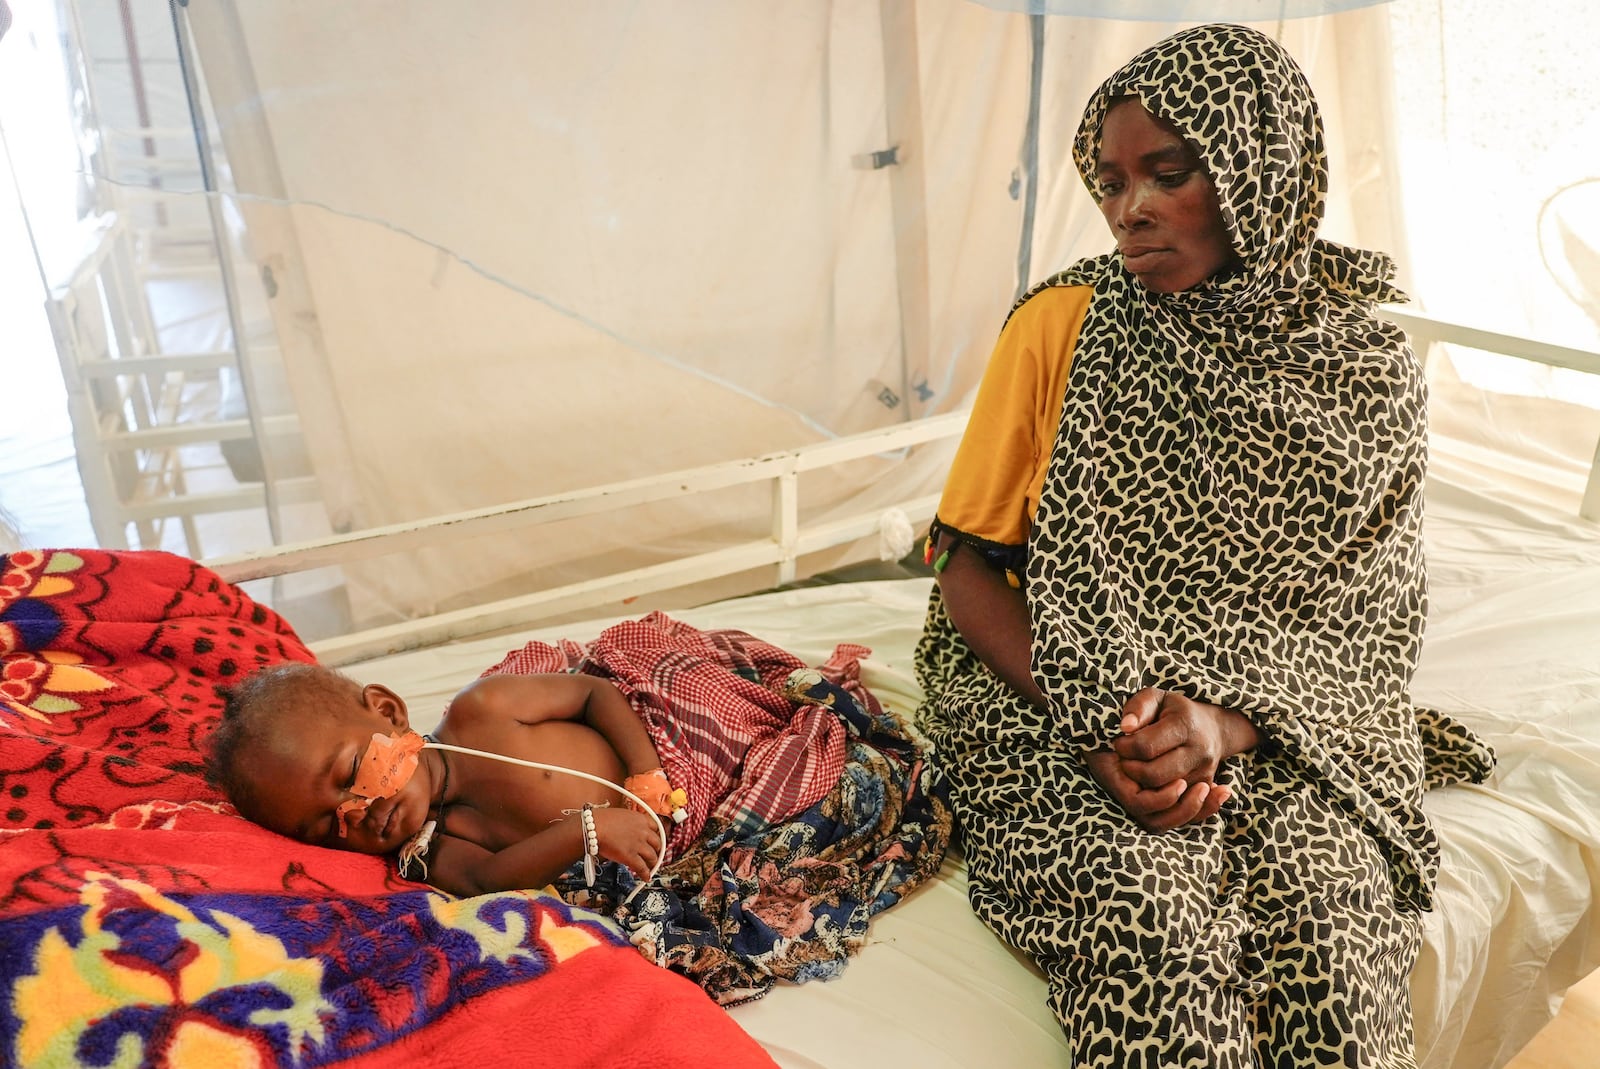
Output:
[{"xmin": 356, "ymin": 460, "xmax": 1600, "ymax": 1069}]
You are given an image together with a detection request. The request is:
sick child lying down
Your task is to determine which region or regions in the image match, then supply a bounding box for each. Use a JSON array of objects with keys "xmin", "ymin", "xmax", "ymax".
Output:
[
  {"xmin": 208, "ymin": 661, "xmax": 678, "ymax": 895},
  {"xmin": 204, "ymin": 611, "xmax": 951, "ymax": 1004}
]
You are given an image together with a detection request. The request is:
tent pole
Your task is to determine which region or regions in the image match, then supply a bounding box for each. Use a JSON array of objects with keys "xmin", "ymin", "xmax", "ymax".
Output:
[
  {"xmin": 1013, "ymin": 13, "xmax": 1044, "ymax": 302},
  {"xmin": 168, "ymin": 0, "xmax": 284, "ymax": 546},
  {"xmin": 878, "ymin": 0, "xmax": 929, "ymax": 420}
]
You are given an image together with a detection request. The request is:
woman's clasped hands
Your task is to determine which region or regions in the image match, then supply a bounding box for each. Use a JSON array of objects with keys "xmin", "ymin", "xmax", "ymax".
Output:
[{"xmin": 1084, "ymin": 687, "xmax": 1261, "ymax": 832}]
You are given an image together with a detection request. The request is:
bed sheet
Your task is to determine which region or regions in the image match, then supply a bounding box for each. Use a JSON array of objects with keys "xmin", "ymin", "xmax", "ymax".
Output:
[{"xmin": 361, "ymin": 464, "xmax": 1600, "ymax": 1069}]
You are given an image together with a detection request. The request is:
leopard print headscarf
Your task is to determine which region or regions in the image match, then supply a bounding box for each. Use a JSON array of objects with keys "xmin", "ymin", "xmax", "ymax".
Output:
[{"xmin": 1024, "ymin": 24, "xmax": 1440, "ymax": 905}]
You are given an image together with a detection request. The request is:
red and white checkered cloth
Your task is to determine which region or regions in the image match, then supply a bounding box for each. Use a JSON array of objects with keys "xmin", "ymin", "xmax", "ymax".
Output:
[{"xmin": 479, "ymin": 612, "xmax": 878, "ymax": 861}]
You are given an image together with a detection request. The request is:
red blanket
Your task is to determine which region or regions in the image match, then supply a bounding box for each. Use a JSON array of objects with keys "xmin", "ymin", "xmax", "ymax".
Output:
[{"xmin": 0, "ymin": 549, "xmax": 776, "ymax": 1068}]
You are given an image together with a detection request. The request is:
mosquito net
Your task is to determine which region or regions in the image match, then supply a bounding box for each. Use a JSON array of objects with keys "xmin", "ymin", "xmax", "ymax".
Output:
[{"xmin": 1, "ymin": 1, "xmax": 1595, "ymax": 642}]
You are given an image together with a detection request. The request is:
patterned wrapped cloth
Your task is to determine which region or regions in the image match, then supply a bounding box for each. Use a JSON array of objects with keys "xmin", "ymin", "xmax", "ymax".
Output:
[{"xmin": 483, "ymin": 611, "xmax": 952, "ymax": 1005}]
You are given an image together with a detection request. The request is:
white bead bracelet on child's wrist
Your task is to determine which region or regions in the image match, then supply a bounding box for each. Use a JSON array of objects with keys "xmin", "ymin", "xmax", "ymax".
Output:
[{"xmin": 579, "ymin": 803, "xmax": 599, "ymax": 887}]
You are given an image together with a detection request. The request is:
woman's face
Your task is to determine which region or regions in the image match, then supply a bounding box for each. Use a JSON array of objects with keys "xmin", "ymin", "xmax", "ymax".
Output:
[{"xmin": 1094, "ymin": 99, "xmax": 1236, "ymax": 293}]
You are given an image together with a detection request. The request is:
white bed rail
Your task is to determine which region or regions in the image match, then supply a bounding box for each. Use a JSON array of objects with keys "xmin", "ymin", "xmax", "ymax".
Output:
[
  {"xmin": 1381, "ymin": 306, "xmax": 1600, "ymax": 521},
  {"xmin": 207, "ymin": 413, "xmax": 968, "ymax": 665},
  {"xmin": 202, "ymin": 312, "xmax": 1600, "ymax": 666}
]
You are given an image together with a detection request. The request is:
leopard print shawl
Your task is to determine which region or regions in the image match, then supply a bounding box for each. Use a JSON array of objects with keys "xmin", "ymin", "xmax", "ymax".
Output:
[{"xmin": 1022, "ymin": 24, "xmax": 1454, "ymax": 906}]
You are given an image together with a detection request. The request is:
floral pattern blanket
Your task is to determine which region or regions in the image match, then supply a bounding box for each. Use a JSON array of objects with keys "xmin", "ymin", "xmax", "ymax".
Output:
[
  {"xmin": 486, "ymin": 613, "xmax": 954, "ymax": 1005},
  {"xmin": 0, "ymin": 549, "xmax": 779, "ymax": 1068}
]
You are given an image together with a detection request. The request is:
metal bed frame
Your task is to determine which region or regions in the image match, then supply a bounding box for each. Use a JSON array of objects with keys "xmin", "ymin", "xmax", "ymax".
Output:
[{"xmin": 200, "ymin": 310, "xmax": 1600, "ymax": 668}]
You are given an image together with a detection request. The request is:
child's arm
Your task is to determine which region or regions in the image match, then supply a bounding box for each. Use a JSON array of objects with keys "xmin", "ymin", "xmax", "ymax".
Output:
[
  {"xmin": 425, "ymin": 806, "xmax": 662, "ymax": 897},
  {"xmin": 446, "ymin": 673, "xmax": 662, "ymax": 777}
]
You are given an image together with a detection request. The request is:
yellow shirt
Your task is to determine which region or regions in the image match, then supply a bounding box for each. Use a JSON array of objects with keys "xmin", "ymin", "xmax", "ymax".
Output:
[{"xmin": 936, "ymin": 285, "xmax": 1092, "ymax": 549}]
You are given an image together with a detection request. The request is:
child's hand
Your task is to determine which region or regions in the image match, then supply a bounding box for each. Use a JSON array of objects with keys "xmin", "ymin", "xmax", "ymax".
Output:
[
  {"xmin": 1110, "ymin": 687, "xmax": 1258, "ymax": 792},
  {"xmin": 591, "ymin": 805, "xmax": 664, "ymax": 879}
]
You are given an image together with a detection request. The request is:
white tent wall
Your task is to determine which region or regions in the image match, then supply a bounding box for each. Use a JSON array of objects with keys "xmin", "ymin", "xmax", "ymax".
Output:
[
  {"xmin": 1386, "ymin": 0, "xmax": 1600, "ymax": 519},
  {"xmin": 173, "ymin": 3, "xmax": 1403, "ymax": 634},
  {"xmin": 181, "ymin": 2, "xmax": 1034, "ymax": 629},
  {"xmin": 10, "ymin": 2, "xmax": 1594, "ymax": 631}
]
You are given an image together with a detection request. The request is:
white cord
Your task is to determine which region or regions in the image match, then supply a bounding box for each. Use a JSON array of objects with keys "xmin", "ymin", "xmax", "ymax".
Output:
[{"xmin": 421, "ymin": 742, "xmax": 669, "ymax": 882}]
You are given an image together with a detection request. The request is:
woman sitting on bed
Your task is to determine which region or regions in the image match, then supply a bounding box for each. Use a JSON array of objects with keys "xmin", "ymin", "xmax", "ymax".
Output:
[
  {"xmin": 916, "ymin": 23, "xmax": 1491, "ymax": 1066},
  {"xmin": 207, "ymin": 611, "xmax": 950, "ymax": 1005}
]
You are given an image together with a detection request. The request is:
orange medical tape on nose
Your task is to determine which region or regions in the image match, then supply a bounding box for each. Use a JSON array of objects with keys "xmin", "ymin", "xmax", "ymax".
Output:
[{"xmin": 335, "ymin": 730, "xmax": 427, "ymax": 837}]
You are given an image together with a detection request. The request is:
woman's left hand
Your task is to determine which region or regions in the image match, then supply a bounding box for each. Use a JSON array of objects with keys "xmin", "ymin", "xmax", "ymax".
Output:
[{"xmin": 1083, "ymin": 687, "xmax": 1261, "ymax": 831}]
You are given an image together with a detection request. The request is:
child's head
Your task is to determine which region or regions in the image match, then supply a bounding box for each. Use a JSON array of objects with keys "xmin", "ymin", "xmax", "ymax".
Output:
[{"xmin": 206, "ymin": 663, "xmax": 434, "ymax": 855}]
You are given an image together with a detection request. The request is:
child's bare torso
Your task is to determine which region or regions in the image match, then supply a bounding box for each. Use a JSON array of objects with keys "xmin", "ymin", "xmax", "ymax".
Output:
[{"xmin": 431, "ymin": 718, "xmax": 628, "ymax": 853}]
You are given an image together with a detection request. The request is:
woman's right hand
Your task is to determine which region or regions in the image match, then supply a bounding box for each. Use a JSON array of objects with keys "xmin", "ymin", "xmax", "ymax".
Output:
[
  {"xmin": 591, "ymin": 806, "xmax": 664, "ymax": 879},
  {"xmin": 1083, "ymin": 748, "xmax": 1231, "ymax": 832}
]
